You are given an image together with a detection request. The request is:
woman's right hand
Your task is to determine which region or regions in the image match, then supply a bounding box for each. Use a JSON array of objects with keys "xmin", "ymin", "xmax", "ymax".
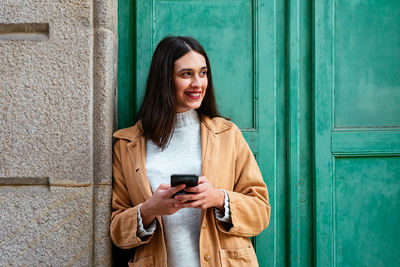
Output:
[{"xmin": 140, "ymin": 183, "xmax": 186, "ymax": 226}]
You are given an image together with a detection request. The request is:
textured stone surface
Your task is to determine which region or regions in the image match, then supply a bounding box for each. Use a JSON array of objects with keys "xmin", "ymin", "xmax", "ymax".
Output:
[
  {"xmin": 93, "ymin": 184, "xmax": 112, "ymax": 266},
  {"xmin": 93, "ymin": 0, "xmax": 118, "ymax": 184},
  {"xmin": 93, "ymin": 28, "xmax": 116, "ymax": 184},
  {"xmin": 94, "ymin": 0, "xmax": 118, "ymax": 31},
  {"xmin": 0, "ymin": 186, "xmax": 93, "ymax": 266},
  {"xmin": 0, "ymin": 0, "xmax": 93, "ymax": 183},
  {"xmin": 0, "ymin": 0, "xmax": 117, "ymax": 266}
]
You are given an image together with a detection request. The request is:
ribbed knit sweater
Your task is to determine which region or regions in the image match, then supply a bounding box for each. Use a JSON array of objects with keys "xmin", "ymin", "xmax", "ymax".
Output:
[
  {"xmin": 137, "ymin": 109, "xmax": 231, "ymax": 266},
  {"xmin": 145, "ymin": 109, "xmax": 202, "ymax": 266}
]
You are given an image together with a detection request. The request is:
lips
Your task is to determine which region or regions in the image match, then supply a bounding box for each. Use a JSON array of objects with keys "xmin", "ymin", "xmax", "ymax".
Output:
[{"xmin": 184, "ymin": 91, "xmax": 202, "ymax": 99}]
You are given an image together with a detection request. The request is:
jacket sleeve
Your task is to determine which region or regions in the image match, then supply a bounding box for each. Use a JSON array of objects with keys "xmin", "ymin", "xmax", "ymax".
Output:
[
  {"xmin": 110, "ymin": 140, "xmax": 154, "ymax": 249},
  {"xmin": 215, "ymin": 126, "xmax": 271, "ymax": 237}
]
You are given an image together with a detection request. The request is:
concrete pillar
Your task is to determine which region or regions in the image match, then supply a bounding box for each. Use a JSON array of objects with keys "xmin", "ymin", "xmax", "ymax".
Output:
[{"xmin": 0, "ymin": 0, "xmax": 117, "ymax": 265}]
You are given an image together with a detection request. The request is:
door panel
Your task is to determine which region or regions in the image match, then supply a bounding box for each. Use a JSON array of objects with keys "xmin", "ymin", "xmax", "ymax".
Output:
[
  {"xmin": 137, "ymin": 1, "xmax": 259, "ymax": 151},
  {"xmin": 154, "ymin": 0, "xmax": 254, "ymax": 129},
  {"xmin": 335, "ymin": 157, "xmax": 400, "ymax": 266},
  {"xmin": 315, "ymin": 0, "xmax": 400, "ymax": 266},
  {"xmin": 334, "ymin": 1, "xmax": 400, "ymax": 128},
  {"xmin": 137, "ymin": 0, "xmax": 255, "ymax": 129},
  {"xmin": 134, "ymin": 1, "xmax": 283, "ymax": 265},
  {"xmin": 332, "ymin": 131, "xmax": 400, "ymax": 155}
]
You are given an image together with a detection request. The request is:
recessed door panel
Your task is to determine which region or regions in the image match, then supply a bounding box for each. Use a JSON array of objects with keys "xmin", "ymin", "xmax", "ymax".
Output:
[
  {"xmin": 335, "ymin": 157, "xmax": 400, "ymax": 266},
  {"xmin": 138, "ymin": 0, "xmax": 255, "ymax": 129},
  {"xmin": 334, "ymin": 1, "xmax": 400, "ymax": 128}
]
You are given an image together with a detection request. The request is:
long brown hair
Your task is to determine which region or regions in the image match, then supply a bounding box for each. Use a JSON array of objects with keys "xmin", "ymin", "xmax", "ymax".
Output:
[{"xmin": 136, "ymin": 36, "xmax": 221, "ymax": 149}]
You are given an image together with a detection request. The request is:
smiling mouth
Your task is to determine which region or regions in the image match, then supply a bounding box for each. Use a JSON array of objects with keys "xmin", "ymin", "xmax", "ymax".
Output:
[{"xmin": 185, "ymin": 91, "xmax": 201, "ymax": 98}]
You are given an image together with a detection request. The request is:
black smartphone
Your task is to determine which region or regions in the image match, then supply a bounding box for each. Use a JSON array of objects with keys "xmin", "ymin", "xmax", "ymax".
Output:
[{"xmin": 170, "ymin": 174, "xmax": 199, "ymax": 196}]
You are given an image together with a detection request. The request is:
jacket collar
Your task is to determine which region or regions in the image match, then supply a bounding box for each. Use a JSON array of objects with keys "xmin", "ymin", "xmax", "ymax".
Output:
[
  {"xmin": 113, "ymin": 121, "xmax": 142, "ymax": 142},
  {"xmin": 113, "ymin": 114, "xmax": 232, "ymax": 142},
  {"xmin": 200, "ymin": 115, "xmax": 232, "ymax": 134}
]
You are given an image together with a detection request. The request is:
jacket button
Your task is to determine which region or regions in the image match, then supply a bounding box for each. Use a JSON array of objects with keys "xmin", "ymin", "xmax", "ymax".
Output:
[
  {"xmin": 204, "ymin": 254, "xmax": 211, "ymax": 261},
  {"xmin": 202, "ymin": 223, "xmax": 207, "ymax": 229}
]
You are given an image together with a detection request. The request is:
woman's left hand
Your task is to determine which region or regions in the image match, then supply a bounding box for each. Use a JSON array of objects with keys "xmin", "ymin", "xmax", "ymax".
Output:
[{"xmin": 173, "ymin": 176, "xmax": 225, "ymax": 210}]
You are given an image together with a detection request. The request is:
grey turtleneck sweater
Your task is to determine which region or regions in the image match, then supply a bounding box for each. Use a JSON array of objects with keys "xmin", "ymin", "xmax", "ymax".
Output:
[{"xmin": 138, "ymin": 109, "xmax": 231, "ymax": 267}]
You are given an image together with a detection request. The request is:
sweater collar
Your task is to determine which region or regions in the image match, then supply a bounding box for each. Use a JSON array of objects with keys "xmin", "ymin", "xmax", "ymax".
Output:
[{"xmin": 174, "ymin": 109, "xmax": 200, "ymax": 129}]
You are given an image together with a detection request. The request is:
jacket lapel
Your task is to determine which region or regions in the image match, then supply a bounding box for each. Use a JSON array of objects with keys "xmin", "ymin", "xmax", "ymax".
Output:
[
  {"xmin": 127, "ymin": 138, "xmax": 153, "ymax": 203},
  {"xmin": 201, "ymin": 119, "xmax": 221, "ymax": 188},
  {"xmin": 127, "ymin": 137, "xmax": 166, "ymax": 230},
  {"xmin": 200, "ymin": 120, "xmax": 209, "ymax": 176},
  {"xmin": 200, "ymin": 118, "xmax": 222, "ymax": 224}
]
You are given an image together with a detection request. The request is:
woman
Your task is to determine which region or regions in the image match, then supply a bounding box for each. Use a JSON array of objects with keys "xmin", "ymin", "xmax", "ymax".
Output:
[{"xmin": 111, "ymin": 36, "xmax": 270, "ymax": 267}]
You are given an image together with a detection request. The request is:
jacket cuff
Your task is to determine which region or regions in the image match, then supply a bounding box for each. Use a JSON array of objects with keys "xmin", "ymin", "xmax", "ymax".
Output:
[
  {"xmin": 214, "ymin": 189, "xmax": 232, "ymax": 223},
  {"xmin": 137, "ymin": 204, "xmax": 157, "ymax": 237}
]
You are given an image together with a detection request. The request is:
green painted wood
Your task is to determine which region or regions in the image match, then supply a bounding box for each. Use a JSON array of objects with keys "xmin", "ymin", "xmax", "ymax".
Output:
[
  {"xmin": 334, "ymin": 1, "xmax": 400, "ymax": 128},
  {"xmin": 135, "ymin": 0, "xmax": 152, "ymax": 116},
  {"xmin": 314, "ymin": 1, "xmax": 400, "ymax": 266},
  {"xmin": 334, "ymin": 157, "xmax": 400, "ymax": 266},
  {"xmin": 134, "ymin": 1, "xmax": 283, "ymax": 266},
  {"xmin": 314, "ymin": 0, "xmax": 335, "ymax": 265},
  {"xmin": 117, "ymin": 0, "xmax": 136, "ymax": 129},
  {"xmin": 139, "ymin": 0, "xmax": 255, "ymax": 130},
  {"xmin": 332, "ymin": 131, "xmax": 400, "ymax": 155},
  {"xmin": 119, "ymin": 1, "xmax": 400, "ymax": 266},
  {"xmin": 154, "ymin": 0, "xmax": 254, "ymax": 129},
  {"xmin": 114, "ymin": 1, "xmax": 137, "ymax": 264},
  {"xmin": 257, "ymin": 1, "xmax": 287, "ymax": 266},
  {"xmin": 288, "ymin": 0, "xmax": 313, "ymax": 266}
]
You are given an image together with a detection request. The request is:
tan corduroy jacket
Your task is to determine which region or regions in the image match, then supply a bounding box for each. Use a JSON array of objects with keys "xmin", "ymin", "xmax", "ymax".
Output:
[{"xmin": 110, "ymin": 115, "xmax": 270, "ymax": 267}]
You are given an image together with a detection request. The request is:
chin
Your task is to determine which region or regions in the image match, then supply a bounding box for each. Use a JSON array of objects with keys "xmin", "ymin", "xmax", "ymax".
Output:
[
  {"xmin": 177, "ymin": 100, "xmax": 203, "ymax": 112},
  {"xmin": 190, "ymin": 103, "xmax": 202, "ymax": 110}
]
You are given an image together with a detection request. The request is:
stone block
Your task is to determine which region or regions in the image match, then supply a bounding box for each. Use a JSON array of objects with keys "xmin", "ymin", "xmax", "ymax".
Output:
[
  {"xmin": 0, "ymin": 0, "xmax": 116, "ymax": 265},
  {"xmin": 93, "ymin": 28, "xmax": 116, "ymax": 184},
  {"xmin": 93, "ymin": 184, "xmax": 112, "ymax": 266},
  {"xmin": 94, "ymin": 0, "xmax": 118, "ymax": 32},
  {"xmin": 0, "ymin": 185, "xmax": 93, "ymax": 266},
  {"xmin": 0, "ymin": 0, "xmax": 94, "ymax": 183}
]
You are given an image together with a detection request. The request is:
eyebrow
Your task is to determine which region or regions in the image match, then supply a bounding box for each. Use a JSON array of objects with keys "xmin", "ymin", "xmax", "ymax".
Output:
[{"xmin": 177, "ymin": 66, "xmax": 208, "ymax": 73}]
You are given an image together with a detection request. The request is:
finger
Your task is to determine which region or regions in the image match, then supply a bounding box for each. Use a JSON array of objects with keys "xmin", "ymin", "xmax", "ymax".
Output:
[
  {"xmin": 158, "ymin": 183, "xmax": 171, "ymax": 190},
  {"xmin": 165, "ymin": 207, "xmax": 181, "ymax": 215},
  {"xmin": 175, "ymin": 199, "xmax": 204, "ymax": 209},
  {"xmin": 184, "ymin": 183, "xmax": 207, "ymax": 193},
  {"xmin": 174, "ymin": 193, "xmax": 198, "ymax": 202},
  {"xmin": 198, "ymin": 176, "xmax": 208, "ymax": 184},
  {"xmin": 169, "ymin": 195, "xmax": 188, "ymax": 204},
  {"xmin": 167, "ymin": 184, "xmax": 186, "ymax": 196}
]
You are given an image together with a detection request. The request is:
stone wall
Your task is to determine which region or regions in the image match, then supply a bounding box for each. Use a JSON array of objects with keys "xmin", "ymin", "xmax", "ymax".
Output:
[{"xmin": 0, "ymin": 0, "xmax": 117, "ymax": 265}]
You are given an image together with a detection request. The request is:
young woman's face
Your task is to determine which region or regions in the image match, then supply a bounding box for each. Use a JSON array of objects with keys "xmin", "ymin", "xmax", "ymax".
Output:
[{"xmin": 173, "ymin": 51, "xmax": 208, "ymax": 113}]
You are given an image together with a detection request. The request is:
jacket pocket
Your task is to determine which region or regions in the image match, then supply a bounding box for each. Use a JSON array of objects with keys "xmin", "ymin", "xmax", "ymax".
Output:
[
  {"xmin": 219, "ymin": 246, "xmax": 258, "ymax": 267},
  {"xmin": 128, "ymin": 256, "xmax": 154, "ymax": 267}
]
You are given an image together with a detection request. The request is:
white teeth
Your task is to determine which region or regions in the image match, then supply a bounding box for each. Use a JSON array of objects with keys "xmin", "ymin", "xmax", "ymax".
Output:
[{"xmin": 187, "ymin": 92, "xmax": 200, "ymax": 97}]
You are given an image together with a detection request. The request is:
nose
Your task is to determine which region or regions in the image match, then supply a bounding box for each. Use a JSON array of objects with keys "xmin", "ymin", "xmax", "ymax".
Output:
[{"xmin": 190, "ymin": 76, "xmax": 201, "ymax": 88}]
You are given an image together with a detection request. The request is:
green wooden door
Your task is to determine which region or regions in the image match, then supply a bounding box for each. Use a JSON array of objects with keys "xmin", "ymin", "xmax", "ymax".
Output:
[
  {"xmin": 135, "ymin": 0, "xmax": 281, "ymax": 265},
  {"xmin": 118, "ymin": 0, "xmax": 284, "ymax": 265},
  {"xmin": 314, "ymin": 0, "xmax": 400, "ymax": 266},
  {"xmin": 118, "ymin": 0, "xmax": 399, "ymax": 266}
]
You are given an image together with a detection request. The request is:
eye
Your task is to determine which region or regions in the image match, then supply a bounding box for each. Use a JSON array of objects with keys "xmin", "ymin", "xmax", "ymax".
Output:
[
  {"xmin": 200, "ymin": 70, "xmax": 207, "ymax": 76},
  {"xmin": 181, "ymin": 72, "xmax": 191, "ymax": 77}
]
